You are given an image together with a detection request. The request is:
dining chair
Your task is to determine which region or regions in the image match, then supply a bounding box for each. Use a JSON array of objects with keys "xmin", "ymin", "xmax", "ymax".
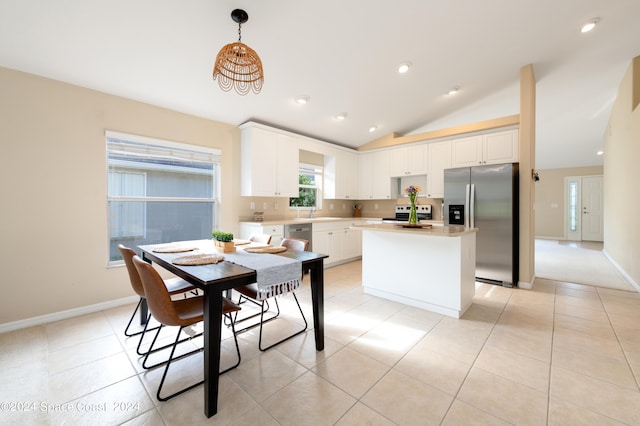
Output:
[
  {"xmin": 234, "ymin": 237, "xmax": 309, "ymax": 351},
  {"xmin": 132, "ymin": 255, "xmax": 242, "ymax": 402},
  {"xmin": 249, "ymin": 233, "xmax": 272, "ymax": 245},
  {"xmin": 118, "ymin": 244, "xmax": 197, "ymax": 355}
]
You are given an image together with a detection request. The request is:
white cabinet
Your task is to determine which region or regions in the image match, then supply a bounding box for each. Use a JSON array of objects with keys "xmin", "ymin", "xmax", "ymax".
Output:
[
  {"xmin": 451, "ymin": 129, "xmax": 518, "ymax": 168},
  {"xmin": 389, "ymin": 145, "xmax": 428, "ymax": 177},
  {"xmin": 312, "ymin": 220, "xmax": 364, "ymax": 266},
  {"xmin": 359, "ymin": 151, "xmax": 392, "ymax": 200},
  {"xmin": 324, "ymin": 148, "xmax": 359, "ymax": 199},
  {"xmin": 240, "ymin": 125, "xmax": 299, "ymax": 197},
  {"xmin": 239, "ymin": 223, "xmax": 284, "ymax": 246},
  {"xmin": 426, "ymin": 140, "xmax": 452, "ymax": 198}
]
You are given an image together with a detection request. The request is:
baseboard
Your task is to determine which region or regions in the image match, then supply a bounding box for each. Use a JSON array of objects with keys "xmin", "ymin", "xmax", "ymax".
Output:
[
  {"xmin": 0, "ymin": 295, "xmax": 139, "ymax": 334},
  {"xmin": 602, "ymin": 250, "xmax": 640, "ymax": 293},
  {"xmin": 518, "ymin": 274, "xmax": 534, "ymax": 290},
  {"xmin": 534, "ymin": 236, "xmax": 566, "ymax": 241}
]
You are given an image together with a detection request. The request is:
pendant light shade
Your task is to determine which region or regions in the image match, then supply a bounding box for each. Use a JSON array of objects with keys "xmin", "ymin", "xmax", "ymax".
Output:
[{"xmin": 212, "ymin": 9, "xmax": 264, "ymax": 95}]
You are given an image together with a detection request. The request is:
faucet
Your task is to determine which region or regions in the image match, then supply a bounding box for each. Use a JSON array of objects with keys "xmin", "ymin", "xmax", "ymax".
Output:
[{"xmin": 309, "ymin": 208, "xmax": 316, "ymax": 219}]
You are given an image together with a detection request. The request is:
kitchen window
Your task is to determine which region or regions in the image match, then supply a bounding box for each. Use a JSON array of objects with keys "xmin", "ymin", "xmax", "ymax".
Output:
[
  {"xmin": 106, "ymin": 131, "xmax": 220, "ymax": 264},
  {"xmin": 289, "ymin": 163, "xmax": 322, "ymax": 209}
]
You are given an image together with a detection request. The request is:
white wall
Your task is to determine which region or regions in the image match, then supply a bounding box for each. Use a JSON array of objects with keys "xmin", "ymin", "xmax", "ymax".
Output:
[{"xmin": 603, "ymin": 58, "xmax": 640, "ymax": 286}]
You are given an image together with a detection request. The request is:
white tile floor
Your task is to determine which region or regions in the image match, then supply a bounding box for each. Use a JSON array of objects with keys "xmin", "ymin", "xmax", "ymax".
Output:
[{"xmin": 2, "ymin": 260, "xmax": 640, "ymax": 425}]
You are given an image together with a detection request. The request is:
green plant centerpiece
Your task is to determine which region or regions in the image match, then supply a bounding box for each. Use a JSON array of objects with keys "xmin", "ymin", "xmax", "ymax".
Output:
[
  {"xmin": 212, "ymin": 231, "xmax": 235, "ymax": 253},
  {"xmin": 404, "ymin": 185, "xmax": 422, "ymax": 225}
]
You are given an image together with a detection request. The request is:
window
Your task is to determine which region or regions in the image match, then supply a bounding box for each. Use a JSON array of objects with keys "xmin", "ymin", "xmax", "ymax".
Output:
[
  {"xmin": 289, "ymin": 163, "xmax": 322, "ymax": 209},
  {"xmin": 106, "ymin": 131, "xmax": 220, "ymax": 264},
  {"xmin": 568, "ymin": 181, "xmax": 578, "ymax": 232}
]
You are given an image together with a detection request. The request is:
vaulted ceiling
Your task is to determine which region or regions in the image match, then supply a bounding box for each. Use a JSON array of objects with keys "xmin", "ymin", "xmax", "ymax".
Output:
[{"xmin": 1, "ymin": 0, "xmax": 639, "ymax": 169}]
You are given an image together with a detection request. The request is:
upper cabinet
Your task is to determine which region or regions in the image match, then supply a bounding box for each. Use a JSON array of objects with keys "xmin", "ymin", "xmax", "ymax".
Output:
[
  {"xmin": 359, "ymin": 151, "xmax": 392, "ymax": 200},
  {"xmin": 426, "ymin": 139, "xmax": 452, "ymax": 198},
  {"xmin": 240, "ymin": 124, "xmax": 299, "ymax": 197},
  {"xmin": 451, "ymin": 129, "xmax": 519, "ymax": 168},
  {"xmin": 324, "ymin": 148, "xmax": 359, "ymax": 199},
  {"xmin": 388, "ymin": 145, "xmax": 428, "ymax": 177}
]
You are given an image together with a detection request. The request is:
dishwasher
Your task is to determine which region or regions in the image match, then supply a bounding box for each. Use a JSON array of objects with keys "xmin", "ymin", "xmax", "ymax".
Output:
[{"xmin": 283, "ymin": 223, "xmax": 312, "ymax": 250}]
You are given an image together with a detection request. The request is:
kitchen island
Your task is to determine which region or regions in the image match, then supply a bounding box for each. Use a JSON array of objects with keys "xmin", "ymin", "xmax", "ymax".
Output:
[{"xmin": 352, "ymin": 223, "xmax": 478, "ymax": 318}]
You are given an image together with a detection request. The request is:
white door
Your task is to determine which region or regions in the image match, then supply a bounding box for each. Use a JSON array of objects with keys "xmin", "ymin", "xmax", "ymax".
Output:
[
  {"xmin": 565, "ymin": 175, "xmax": 603, "ymax": 242},
  {"xmin": 581, "ymin": 176, "xmax": 604, "ymax": 241}
]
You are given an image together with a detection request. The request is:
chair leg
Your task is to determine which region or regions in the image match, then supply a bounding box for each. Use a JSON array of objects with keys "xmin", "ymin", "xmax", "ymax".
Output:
[
  {"xmin": 231, "ymin": 295, "xmax": 278, "ymax": 330},
  {"xmin": 220, "ymin": 312, "xmax": 242, "ymax": 374},
  {"xmin": 258, "ymin": 292, "xmax": 308, "ymax": 352},
  {"xmin": 142, "ymin": 324, "xmax": 203, "ymax": 370},
  {"xmin": 156, "ymin": 318, "xmax": 242, "ymax": 402},
  {"xmin": 124, "ymin": 298, "xmax": 147, "ymax": 337},
  {"xmin": 157, "ymin": 326, "xmax": 204, "ymax": 402}
]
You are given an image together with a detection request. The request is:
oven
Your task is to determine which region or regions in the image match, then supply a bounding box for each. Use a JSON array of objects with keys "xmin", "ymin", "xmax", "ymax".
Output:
[{"xmin": 382, "ymin": 205, "xmax": 432, "ymax": 223}]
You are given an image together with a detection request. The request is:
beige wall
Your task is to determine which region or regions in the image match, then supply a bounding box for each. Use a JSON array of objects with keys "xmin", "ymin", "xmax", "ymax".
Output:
[
  {"xmin": 603, "ymin": 58, "xmax": 640, "ymax": 286},
  {"xmin": 534, "ymin": 166, "xmax": 603, "ymax": 239},
  {"xmin": 0, "ymin": 67, "xmax": 242, "ymax": 324}
]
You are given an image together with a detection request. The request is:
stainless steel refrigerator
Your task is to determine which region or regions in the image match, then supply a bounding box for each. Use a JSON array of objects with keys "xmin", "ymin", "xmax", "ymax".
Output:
[{"xmin": 444, "ymin": 163, "xmax": 519, "ymax": 287}]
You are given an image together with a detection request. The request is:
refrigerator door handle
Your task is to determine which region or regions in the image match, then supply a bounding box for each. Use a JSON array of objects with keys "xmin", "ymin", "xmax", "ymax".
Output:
[
  {"xmin": 469, "ymin": 184, "xmax": 475, "ymax": 228},
  {"xmin": 465, "ymin": 184, "xmax": 471, "ymax": 228}
]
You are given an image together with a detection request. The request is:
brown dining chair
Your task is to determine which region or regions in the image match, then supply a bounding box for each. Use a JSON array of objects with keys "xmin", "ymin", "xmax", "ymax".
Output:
[
  {"xmin": 234, "ymin": 237, "xmax": 308, "ymax": 351},
  {"xmin": 132, "ymin": 255, "xmax": 242, "ymax": 402},
  {"xmin": 249, "ymin": 234, "xmax": 272, "ymax": 245},
  {"xmin": 119, "ymin": 244, "xmax": 197, "ymax": 355}
]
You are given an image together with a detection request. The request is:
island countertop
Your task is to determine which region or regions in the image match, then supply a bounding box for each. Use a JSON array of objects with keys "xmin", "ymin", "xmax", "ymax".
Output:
[{"xmin": 352, "ymin": 223, "xmax": 477, "ymax": 237}]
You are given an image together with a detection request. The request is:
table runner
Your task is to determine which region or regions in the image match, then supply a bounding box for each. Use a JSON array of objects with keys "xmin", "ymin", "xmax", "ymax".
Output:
[{"xmin": 223, "ymin": 251, "xmax": 302, "ymax": 300}]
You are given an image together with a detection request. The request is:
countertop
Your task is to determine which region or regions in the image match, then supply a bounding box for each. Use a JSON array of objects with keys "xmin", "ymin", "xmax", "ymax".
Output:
[
  {"xmin": 352, "ymin": 223, "xmax": 477, "ymax": 237},
  {"xmin": 240, "ymin": 217, "xmax": 445, "ymax": 226}
]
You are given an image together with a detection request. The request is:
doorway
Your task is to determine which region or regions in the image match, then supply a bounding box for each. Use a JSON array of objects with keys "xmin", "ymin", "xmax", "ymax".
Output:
[{"xmin": 565, "ymin": 175, "xmax": 603, "ymax": 242}]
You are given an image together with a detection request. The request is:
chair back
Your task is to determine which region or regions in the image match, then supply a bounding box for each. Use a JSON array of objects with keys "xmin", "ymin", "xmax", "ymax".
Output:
[
  {"xmin": 249, "ymin": 234, "xmax": 272, "ymax": 244},
  {"xmin": 118, "ymin": 245, "xmax": 145, "ymax": 298},
  {"xmin": 132, "ymin": 255, "xmax": 182, "ymax": 327},
  {"xmin": 280, "ymin": 237, "xmax": 310, "ymax": 252}
]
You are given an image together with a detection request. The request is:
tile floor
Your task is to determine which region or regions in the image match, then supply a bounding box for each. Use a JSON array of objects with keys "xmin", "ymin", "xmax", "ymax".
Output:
[{"xmin": 2, "ymin": 260, "xmax": 640, "ymax": 425}]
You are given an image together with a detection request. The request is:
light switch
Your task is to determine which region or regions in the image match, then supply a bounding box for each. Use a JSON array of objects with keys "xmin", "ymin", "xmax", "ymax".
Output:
[{"xmin": 249, "ymin": 202, "xmax": 255, "ymax": 210}]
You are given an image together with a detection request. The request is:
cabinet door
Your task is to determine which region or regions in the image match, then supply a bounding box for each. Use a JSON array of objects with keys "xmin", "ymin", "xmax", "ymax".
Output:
[
  {"xmin": 359, "ymin": 152, "xmax": 374, "ymax": 199},
  {"xmin": 241, "ymin": 127, "xmax": 278, "ymax": 196},
  {"xmin": 389, "ymin": 148, "xmax": 408, "ymax": 177},
  {"xmin": 312, "ymin": 231, "xmax": 330, "ymax": 259},
  {"xmin": 483, "ymin": 130, "xmax": 519, "ymax": 165},
  {"xmin": 407, "ymin": 145, "xmax": 428, "ymax": 175},
  {"xmin": 451, "ymin": 135, "xmax": 482, "ymax": 168},
  {"xmin": 324, "ymin": 149, "xmax": 359, "ymax": 199},
  {"xmin": 343, "ymin": 227, "xmax": 362, "ymax": 259},
  {"xmin": 427, "ymin": 140, "xmax": 452, "ymax": 198},
  {"xmin": 275, "ymin": 134, "xmax": 300, "ymax": 197},
  {"xmin": 371, "ymin": 150, "xmax": 392, "ymax": 199}
]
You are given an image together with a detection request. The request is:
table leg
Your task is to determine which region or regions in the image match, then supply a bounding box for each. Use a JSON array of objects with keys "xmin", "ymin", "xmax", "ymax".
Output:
[
  {"xmin": 203, "ymin": 288, "xmax": 223, "ymax": 418},
  {"xmin": 309, "ymin": 260, "xmax": 325, "ymax": 351}
]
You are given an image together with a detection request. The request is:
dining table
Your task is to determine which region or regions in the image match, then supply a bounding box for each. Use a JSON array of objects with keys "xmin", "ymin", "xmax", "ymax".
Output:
[{"xmin": 138, "ymin": 239, "xmax": 327, "ymax": 418}]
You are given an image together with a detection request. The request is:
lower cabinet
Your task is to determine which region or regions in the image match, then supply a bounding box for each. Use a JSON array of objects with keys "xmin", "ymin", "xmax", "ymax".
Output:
[
  {"xmin": 239, "ymin": 223, "xmax": 283, "ymax": 246},
  {"xmin": 312, "ymin": 220, "xmax": 364, "ymax": 266}
]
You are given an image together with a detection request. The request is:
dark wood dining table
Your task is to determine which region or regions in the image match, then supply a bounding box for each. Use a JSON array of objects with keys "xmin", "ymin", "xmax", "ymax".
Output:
[{"xmin": 138, "ymin": 240, "xmax": 327, "ymax": 418}]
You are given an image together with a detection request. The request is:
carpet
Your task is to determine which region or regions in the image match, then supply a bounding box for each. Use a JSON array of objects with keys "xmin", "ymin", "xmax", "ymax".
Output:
[{"xmin": 535, "ymin": 239, "xmax": 636, "ymax": 291}]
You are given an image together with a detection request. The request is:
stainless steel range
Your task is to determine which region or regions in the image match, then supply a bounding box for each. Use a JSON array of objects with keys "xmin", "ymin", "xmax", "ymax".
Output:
[{"xmin": 382, "ymin": 204, "xmax": 432, "ymax": 223}]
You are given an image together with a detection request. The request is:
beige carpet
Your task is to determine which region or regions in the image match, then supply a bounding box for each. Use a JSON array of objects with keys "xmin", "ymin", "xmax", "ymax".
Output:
[{"xmin": 535, "ymin": 239, "xmax": 636, "ymax": 291}]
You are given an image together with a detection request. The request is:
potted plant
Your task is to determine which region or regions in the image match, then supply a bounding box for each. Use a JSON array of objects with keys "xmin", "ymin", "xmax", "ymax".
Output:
[{"xmin": 212, "ymin": 231, "xmax": 236, "ymax": 253}]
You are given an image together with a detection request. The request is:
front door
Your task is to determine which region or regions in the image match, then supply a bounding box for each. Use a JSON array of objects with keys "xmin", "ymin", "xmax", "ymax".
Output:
[{"xmin": 581, "ymin": 176, "xmax": 604, "ymax": 241}]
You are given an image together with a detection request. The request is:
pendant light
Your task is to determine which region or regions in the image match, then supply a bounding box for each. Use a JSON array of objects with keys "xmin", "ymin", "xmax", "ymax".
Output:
[{"xmin": 212, "ymin": 9, "xmax": 264, "ymax": 95}]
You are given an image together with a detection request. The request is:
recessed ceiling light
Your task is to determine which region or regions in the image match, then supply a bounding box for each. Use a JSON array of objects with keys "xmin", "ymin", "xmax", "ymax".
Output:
[
  {"xmin": 597, "ymin": 150, "xmax": 604, "ymax": 156},
  {"xmin": 294, "ymin": 95, "xmax": 309, "ymax": 105},
  {"xmin": 335, "ymin": 113, "xmax": 348, "ymax": 120},
  {"xmin": 580, "ymin": 18, "xmax": 599, "ymax": 33},
  {"xmin": 369, "ymin": 125, "xmax": 378, "ymax": 133},
  {"xmin": 398, "ymin": 62, "xmax": 411, "ymax": 74},
  {"xmin": 447, "ymin": 86, "xmax": 460, "ymax": 95}
]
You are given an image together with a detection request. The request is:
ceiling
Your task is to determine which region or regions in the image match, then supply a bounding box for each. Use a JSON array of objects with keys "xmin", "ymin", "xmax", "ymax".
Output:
[{"xmin": 1, "ymin": 1, "xmax": 639, "ymax": 169}]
